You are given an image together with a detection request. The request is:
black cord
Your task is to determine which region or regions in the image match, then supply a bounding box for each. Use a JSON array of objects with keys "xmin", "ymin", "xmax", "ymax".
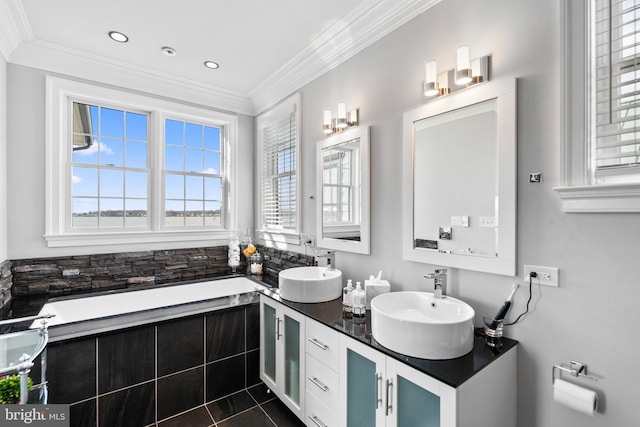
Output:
[{"xmin": 505, "ymin": 272, "xmax": 536, "ymax": 325}]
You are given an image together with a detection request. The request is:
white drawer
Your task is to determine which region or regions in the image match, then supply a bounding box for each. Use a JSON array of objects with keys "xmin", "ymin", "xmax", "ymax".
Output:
[
  {"xmin": 305, "ymin": 318, "xmax": 339, "ymax": 370},
  {"xmin": 305, "ymin": 355, "xmax": 339, "ymax": 408},
  {"xmin": 305, "ymin": 390, "xmax": 338, "ymax": 427}
]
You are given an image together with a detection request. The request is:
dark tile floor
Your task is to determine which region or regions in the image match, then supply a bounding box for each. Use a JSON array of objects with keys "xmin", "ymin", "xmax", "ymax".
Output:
[{"xmin": 155, "ymin": 383, "xmax": 306, "ymax": 427}]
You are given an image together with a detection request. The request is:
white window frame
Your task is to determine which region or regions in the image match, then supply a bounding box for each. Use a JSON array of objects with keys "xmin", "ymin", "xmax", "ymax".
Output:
[
  {"xmin": 45, "ymin": 76, "xmax": 238, "ymax": 247},
  {"xmin": 556, "ymin": 0, "xmax": 640, "ymax": 212},
  {"xmin": 255, "ymin": 93, "xmax": 302, "ymax": 246}
]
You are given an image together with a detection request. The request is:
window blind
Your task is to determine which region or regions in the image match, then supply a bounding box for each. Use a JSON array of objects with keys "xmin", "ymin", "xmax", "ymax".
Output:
[
  {"xmin": 594, "ymin": 0, "xmax": 640, "ymax": 180},
  {"xmin": 261, "ymin": 112, "xmax": 297, "ymax": 229}
]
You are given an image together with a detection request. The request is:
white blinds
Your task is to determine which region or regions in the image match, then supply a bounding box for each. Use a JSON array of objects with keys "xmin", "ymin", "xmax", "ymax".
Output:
[
  {"xmin": 261, "ymin": 112, "xmax": 297, "ymax": 229},
  {"xmin": 594, "ymin": 0, "xmax": 640, "ymax": 179}
]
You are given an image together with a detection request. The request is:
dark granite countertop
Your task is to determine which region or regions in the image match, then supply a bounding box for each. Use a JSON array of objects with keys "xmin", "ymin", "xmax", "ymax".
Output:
[{"xmin": 253, "ymin": 274, "xmax": 518, "ymax": 389}]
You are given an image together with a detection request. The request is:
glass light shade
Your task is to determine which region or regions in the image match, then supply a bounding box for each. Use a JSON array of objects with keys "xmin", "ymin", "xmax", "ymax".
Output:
[
  {"xmin": 347, "ymin": 109, "xmax": 358, "ymax": 126},
  {"xmin": 323, "ymin": 109, "xmax": 333, "ymax": 134},
  {"xmin": 456, "ymin": 45, "xmax": 472, "ymax": 85},
  {"xmin": 323, "ymin": 109, "xmax": 332, "ymax": 126},
  {"xmin": 424, "ymin": 61, "xmax": 439, "ymax": 96},
  {"xmin": 425, "ymin": 60, "xmax": 437, "ymax": 83},
  {"xmin": 438, "ymin": 72, "xmax": 450, "ymax": 95},
  {"xmin": 456, "ymin": 46, "xmax": 470, "ymax": 70},
  {"xmin": 337, "ymin": 103, "xmax": 348, "ymax": 128}
]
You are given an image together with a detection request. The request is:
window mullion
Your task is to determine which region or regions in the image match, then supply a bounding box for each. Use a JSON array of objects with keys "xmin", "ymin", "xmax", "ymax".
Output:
[{"xmin": 151, "ymin": 111, "xmax": 163, "ymax": 231}]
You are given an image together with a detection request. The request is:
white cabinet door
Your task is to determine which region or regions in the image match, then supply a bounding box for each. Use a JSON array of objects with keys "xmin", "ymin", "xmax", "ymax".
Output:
[
  {"xmin": 260, "ymin": 295, "xmax": 306, "ymax": 420},
  {"xmin": 386, "ymin": 357, "xmax": 457, "ymax": 427},
  {"xmin": 340, "ymin": 334, "xmax": 458, "ymax": 427},
  {"xmin": 339, "ymin": 334, "xmax": 387, "ymax": 427}
]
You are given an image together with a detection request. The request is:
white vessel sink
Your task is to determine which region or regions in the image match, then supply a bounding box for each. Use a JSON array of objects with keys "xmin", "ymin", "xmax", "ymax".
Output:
[
  {"xmin": 371, "ymin": 291, "xmax": 475, "ymax": 360},
  {"xmin": 278, "ymin": 266, "xmax": 343, "ymax": 303}
]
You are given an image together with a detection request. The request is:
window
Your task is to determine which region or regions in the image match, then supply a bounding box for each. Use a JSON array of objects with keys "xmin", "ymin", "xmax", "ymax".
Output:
[
  {"xmin": 46, "ymin": 77, "xmax": 238, "ymax": 247},
  {"xmin": 593, "ymin": 0, "xmax": 640, "ymax": 183},
  {"xmin": 556, "ymin": 0, "xmax": 640, "ymax": 212},
  {"xmin": 163, "ymin": 119, "xmax": 223, "ymax": 227},
  {"xmin": 70, "ymin": 102, "xmax": 150, "ymax": 229},
  {"xmin": 256, "ymin": 93, "xmax": 301, "ymax": 244}
]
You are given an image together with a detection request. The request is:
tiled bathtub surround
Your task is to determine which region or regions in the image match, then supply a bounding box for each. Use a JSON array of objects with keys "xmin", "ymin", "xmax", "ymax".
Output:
[
  {"xmin": 45, "ymin": 304, "xmax": 260, "ymax": 427},
  {"xmin": 10, "ymin": 246, "xmax": 240, "ymax": 297}
]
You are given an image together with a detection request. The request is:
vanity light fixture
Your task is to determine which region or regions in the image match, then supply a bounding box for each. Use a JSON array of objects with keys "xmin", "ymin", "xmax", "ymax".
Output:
[
  {"xmin": 108, "ymin": 31, "xmax": 129, "ymax": 43},
  {"xmin": 323, "ymin": 103, "xmax": 359, "ymax": 135},
  {"xmin": 421, "ymin": 47, "xmax": 491, "ymax": 103}
]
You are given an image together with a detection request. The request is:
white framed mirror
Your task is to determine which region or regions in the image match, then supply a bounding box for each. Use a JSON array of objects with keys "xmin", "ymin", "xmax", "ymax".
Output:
[
  {"xmin": 316, "ymin": 126, "xmax": 370, "ymax": 254},
  {"xmin": 402, "ymin": 78, "xmax": 517, "ymax": 276}
]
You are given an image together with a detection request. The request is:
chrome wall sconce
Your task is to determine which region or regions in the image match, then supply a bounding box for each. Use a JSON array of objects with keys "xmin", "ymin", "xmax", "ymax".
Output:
[
  {"xmin": 422, "ymin": 46, "xmax": 490, "ymax": 103},
  {"xmin": 323, "ymin": 103, "xmax": 359, "ymax": 135}
]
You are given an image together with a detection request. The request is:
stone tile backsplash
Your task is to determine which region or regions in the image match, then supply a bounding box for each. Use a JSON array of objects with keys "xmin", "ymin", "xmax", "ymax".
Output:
[
  {"xmin": 10, "ymin": 246, "xmax": 238, "ymax": 298},
  {"xmin": 5, "ymin": 245, "xmax": 313, "ymax": 304}
]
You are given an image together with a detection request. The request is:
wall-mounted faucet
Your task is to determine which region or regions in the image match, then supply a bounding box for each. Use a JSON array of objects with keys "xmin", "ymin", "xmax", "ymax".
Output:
[
  {"xmin": 424, "ymin": 269, "xmax": 448, "ymax": 299},
  {"xmin": 314, "ymin": 250, "xmax": 336, "ymax": 271}
]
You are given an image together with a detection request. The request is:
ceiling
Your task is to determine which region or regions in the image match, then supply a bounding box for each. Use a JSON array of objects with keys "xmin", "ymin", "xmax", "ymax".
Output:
[{"xmin": 0, "ymin": 0, "xmax": 440, "ymax": 114}]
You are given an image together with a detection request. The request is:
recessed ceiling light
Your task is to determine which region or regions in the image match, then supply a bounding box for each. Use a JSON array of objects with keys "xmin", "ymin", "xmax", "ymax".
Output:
[
  {"xmin": 162, "ymin": 46, "xmax": 177, "ymax": 57},
  {"xmin": 204, "ymin": 61, "xmax": 220, "ymax": 70},
  {"xmin": 108, "ymin": 31, "xmax": 129, "ymax": 43}
]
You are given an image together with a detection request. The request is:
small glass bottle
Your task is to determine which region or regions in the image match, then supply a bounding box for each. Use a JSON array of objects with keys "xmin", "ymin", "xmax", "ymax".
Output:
[
  {"xmin": 250, "ymin": 252, "xmax": 263, "ymax": 275},
  {"xmin": 342, "ymin": 279, "xmax": 354, "ymax": 319}
]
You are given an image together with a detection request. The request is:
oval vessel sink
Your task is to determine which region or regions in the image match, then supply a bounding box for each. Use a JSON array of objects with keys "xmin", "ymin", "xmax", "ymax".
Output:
[
  {"xmin": 371, "ymin": 291, "xmax": 475, "ymax": 360},
  {"xmin": 278, "ymin": 266, "xmax": 343, "ymax": 303}
]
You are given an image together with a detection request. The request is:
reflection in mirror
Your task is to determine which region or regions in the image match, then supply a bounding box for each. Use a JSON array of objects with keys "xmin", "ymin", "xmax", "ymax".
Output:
[
  {"xmin": 322, "ymin": 139, "xmax": 361, "ymax": 241},
  {"xmin": 414, "ymin": 99, "xmax": 497, "ymax": 258},
  {"xmin": 402, "ymin": 78, "xmax": 516, "ymax": 276},
  {"xmin": 317, "ymin": 126, "xmax": 370, "ymax": 254}
]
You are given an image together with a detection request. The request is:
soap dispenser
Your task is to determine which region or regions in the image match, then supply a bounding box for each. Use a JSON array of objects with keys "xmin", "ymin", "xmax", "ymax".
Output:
[
  {"xmin": 352, "ymin": 282, "xmax": 366, "ymax": 318},
  {"xmin": 343, "ymin": 279, "xmax": 354, "ymax": 319}
]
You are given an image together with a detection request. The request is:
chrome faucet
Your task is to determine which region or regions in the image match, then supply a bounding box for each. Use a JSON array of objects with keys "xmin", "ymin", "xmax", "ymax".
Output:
[
  {"xmin": 314, "ymin": 250, "xmax": 336, "ymax": 271},
  {"xmin": 424, "ymin": 269, "xmax": 448, "ymax": 299}
]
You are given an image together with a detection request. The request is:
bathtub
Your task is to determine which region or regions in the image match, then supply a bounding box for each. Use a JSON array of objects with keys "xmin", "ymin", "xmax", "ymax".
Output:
[{"xmin": 34, "ymin": 276, "xmax": 269, "ymax": 341}]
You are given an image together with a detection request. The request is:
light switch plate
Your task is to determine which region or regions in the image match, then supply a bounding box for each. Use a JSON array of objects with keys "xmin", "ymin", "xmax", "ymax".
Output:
[{"xmin": 479, "ymin": 216, "xmax": 496, "ymax": 228}]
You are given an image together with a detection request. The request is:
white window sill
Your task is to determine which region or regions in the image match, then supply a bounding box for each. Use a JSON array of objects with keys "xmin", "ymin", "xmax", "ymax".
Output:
[
  {"xmin": 257, "ymin": 229, "xmax": 302, "ymax": 248},
  {"xmin": 554, "ymin": 183, "xmax": 640, "ymax": 213},
  {"xmin": 45, "ymin": 229, "xmax": 232, "ymax": 248}
]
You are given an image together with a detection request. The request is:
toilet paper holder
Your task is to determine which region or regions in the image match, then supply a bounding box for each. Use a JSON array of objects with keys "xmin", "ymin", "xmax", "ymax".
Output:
[{"xmin": 552, "ymin": 360, "xmax": 597, "ymax": 384}]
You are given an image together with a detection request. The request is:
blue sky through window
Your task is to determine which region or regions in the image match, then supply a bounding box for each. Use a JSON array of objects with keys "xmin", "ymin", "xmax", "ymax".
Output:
[{"xmin": 71, "ymin": 102, "xmax": 223, "ymax": 228}]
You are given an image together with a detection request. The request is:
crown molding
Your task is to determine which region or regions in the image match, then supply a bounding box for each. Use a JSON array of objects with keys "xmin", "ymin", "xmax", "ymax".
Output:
[
  {"xmin": 251, "ymin": 0, "xmax": 442, "ymax": 114},
  {"xmin": 2, "ymin": 0, "xmax": 440, "ymax": 116},
  {"xmin": 10, "ymin": 39, "xmax": 254, "ymax": 115},
  {"xmin": 0, "ymin": 0, "xmax": 32, "ymax": 61}
]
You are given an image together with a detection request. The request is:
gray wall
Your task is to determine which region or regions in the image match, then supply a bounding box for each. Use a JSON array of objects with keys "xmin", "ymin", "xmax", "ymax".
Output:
[
  {"xmin": 0, "ymin": 54, "xmax": 7, "ymax": 262},
  {"xmin": 6, "ymin": 65, "xmax": 255, "ymax": 259},
  {"xmin": 295, "ymin": 0, "xmax": 640, "ymax": 426}
]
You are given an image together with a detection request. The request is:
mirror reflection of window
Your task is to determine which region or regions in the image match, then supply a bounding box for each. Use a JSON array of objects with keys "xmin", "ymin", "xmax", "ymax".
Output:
[
  {"xmin": 321, "ymin": 139, "xmax": 361, "ymax": 241},
  {"xmin": 323, "ymin": 148, "xmax": 352, "ymax": 223}
]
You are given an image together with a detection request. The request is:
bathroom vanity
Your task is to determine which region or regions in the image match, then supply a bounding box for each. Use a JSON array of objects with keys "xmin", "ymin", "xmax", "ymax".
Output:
[{"xmin": 259, "ymin": 291, "xmax": 517, "ymax": 427}]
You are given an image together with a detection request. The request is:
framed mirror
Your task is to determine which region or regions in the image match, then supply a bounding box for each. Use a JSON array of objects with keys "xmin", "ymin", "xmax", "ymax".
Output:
[
  {"xmin": 316, "ymin": 126, "xmax": 370, "ymax": 254},
  {"xmin": 402, "ymin": 78, "xmax": 516, "ymax": 276}
]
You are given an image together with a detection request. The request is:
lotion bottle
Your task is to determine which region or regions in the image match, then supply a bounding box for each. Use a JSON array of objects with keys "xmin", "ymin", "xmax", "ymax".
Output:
[
  {"xmin": 343, "ymin": 280, "xmax": 354, "ymax": 319},
  {"xmin": 352, "ymin": 282, "xmax": 366, "ymax": 318}
]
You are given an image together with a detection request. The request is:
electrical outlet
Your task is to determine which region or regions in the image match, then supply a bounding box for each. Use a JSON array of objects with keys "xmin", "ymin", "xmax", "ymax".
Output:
[
  {"xmin": 523, "ymin": 265, "xmax": 559, "ymax": 287},
  {"xmin": 299, "ymin": 233, "xmax": 314, "ymax": 246}
]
